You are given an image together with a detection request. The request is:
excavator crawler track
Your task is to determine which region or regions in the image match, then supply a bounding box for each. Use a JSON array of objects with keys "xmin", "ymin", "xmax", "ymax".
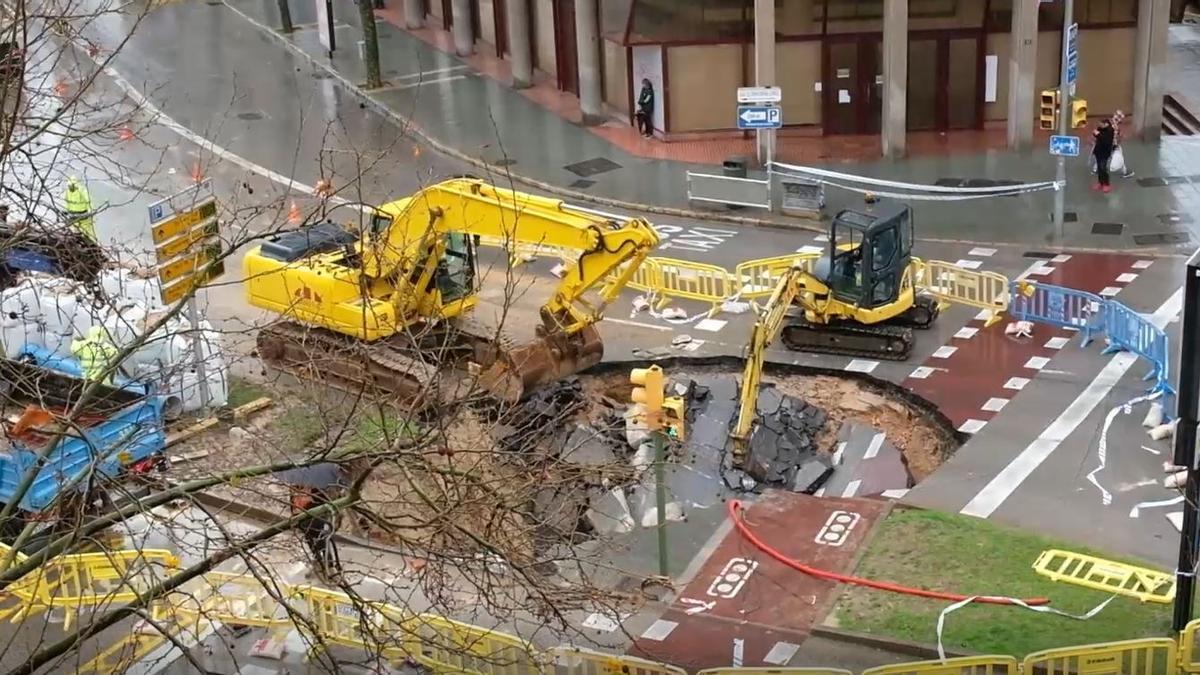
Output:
[
  {"xmin": 780, "ymin": 321, "xmax": 914, "ymax": 361},
  {"xmin": 891, "ymin": 294, "xmax": 940, "ymax": 330},
  {"xmin": 256, "ymin": 322, "xmax": 440, "ymax": 409}
]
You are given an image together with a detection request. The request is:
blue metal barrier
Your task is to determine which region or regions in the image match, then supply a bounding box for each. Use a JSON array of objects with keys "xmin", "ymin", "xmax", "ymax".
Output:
[
  {"xmin": 1009, "ymin": 282, "xmax": 1106, "ymax": 347},
  {"xmin": 1102, "ymin": 301, "xmax": 1176, "ymax": 404},
  {"xmin": 1008, "ymin": 281, "xmax": 1175, "ymax": 415}
]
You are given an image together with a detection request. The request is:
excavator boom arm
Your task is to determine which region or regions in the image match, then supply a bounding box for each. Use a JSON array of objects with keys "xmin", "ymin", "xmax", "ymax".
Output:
[
  {"xmin": 366, "ymin": 179, "xmax": 659, "ymax": 334},
  {"xmin": 731, "ymin": 266, "xmax": 807, "ymax": 460}
]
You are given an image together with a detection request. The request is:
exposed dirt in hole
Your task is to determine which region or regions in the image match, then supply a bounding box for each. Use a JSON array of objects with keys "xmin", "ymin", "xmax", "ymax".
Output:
[{"xmin": 579, "ymin": 366, "xmax": 958, "ymax": 483}]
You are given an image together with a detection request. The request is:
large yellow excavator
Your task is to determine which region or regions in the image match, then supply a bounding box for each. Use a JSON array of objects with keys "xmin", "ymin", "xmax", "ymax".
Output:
[{"xmin": 242, "ymin": 178, "xmax": 660, "ymax": 406}]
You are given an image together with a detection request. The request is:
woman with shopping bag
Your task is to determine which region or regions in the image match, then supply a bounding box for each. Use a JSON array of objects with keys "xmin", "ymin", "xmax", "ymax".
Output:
[{"xmin": 1091, "ymin": 118, "xmax": 1116, "ymax": 193}]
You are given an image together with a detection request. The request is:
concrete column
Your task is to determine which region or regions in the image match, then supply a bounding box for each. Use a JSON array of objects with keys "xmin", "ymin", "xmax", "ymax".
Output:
[
  {"xmin": 403, "ymin": 0, "xmax": 423, "ymax": 29},
  {"xmin": 507, "ymin": 0, "xmax": 532, "ymax": 88},
  {"xmin": 881, "ymin": 0, "xmax": 907, "ymax": 159},
  {"xmin": 753, "ymin": 0, "xmax": 775, "ymax": 164},
  {"xmin": 451, "ymin": 0, "xmax": 473, "ymax": 56},
  {"xmin": 1006, "ymin": 0, "xmax": 1037, "ymax": 149},
  {"xmin": 1134, "ymin": 0, "xmax": 1171, "ymax": 139},
  {"xmin": 575, "ymin": 0, "xmax": 604, "ymax": 125}
]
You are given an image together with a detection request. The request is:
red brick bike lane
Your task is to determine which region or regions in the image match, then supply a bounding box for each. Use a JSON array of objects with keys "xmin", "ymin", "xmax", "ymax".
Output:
[
  {"xmin": 627, "ymin": 491, "xmax": 888, "ymax": 671},
  {"xmin": 904, "ymin": 252, "xmax": 1151, "ymax": 435}
]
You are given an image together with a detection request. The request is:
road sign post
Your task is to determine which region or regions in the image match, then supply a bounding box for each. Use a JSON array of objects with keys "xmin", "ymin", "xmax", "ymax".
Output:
[
  {"xmin": 1052, "ymin": 1, "xmax": 1076, "ymax": 240},
  {"xmin": 738, "ymin": 87, "xmax": 782, "ymax": 170},
  {"xmin": 148, "ymin": 179, "xmax": 224, "ymax": 409}
]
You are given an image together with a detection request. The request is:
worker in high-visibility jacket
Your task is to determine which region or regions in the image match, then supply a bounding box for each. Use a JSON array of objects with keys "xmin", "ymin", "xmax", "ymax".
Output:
[
  {"xmin": 71, "ymin": 326, "xmax": 117, "ymax": 383},
  {"xmin": 62, "ymin": 176, "xmax": 95, "ymax": 242}
]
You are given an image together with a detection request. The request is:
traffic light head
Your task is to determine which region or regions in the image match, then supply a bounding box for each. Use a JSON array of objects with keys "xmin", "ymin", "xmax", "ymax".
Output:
[
  {"xmin": 1071, "ymin": 99, "xmax": 1088, "ymax": 128},
  {"xmin": 630, "ymin": 365, "xmax": 666, "ymax": 427}
]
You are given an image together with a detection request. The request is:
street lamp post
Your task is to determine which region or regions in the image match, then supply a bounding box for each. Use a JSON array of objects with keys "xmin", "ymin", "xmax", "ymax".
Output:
[
  {"xmin": 1052, "ymin": 0, "xmax": 1075, "ymax": 239},
  {"xmin": 1172, "ymin": 249, "xmax": 1200, "ymax": 632}
]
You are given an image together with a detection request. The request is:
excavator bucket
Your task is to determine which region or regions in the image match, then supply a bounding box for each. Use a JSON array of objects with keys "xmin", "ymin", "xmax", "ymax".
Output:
[{"xmin": 478, "ymin": 325, "xmax": 604, "ymax": 403}]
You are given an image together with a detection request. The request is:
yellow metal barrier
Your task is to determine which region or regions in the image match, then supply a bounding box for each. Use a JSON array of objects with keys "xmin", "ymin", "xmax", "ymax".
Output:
[
  {"xmin": 860, "ymin": 655, "xmax": 1018, "ymax": 675},
  {"xmin": 700, "ymin": 662, "xmax": 859, "ymax": 667},
  {"xmin": 604, "ymin": 257, "xmax": 661, "ymax": 295},
  {"xmin": 698, "ymin": 669, "xmax": 852, "ymax": 675},
  {"xmin": 176, "ymin": 571, "xmax": 293, "ymax": 628},
  {"xmin": 735, "ymin": 253, "xmax": 821, "ymax": 301},
  {"xmin": 653, "ymin": 258, "xmax": 737, "ymax": 315},
  {"xmin": 913, "ymin": 259, "xmax": 1009, "ymax": 324},
  {"xmin": 1033, "ymin": 549, "xmax": 1175, "ymax": 604},
  {"xmin": 409, "ymin": 613, "xmax": 544, "ymax": 674},
  {"xmin": 1181, "ymin": 619, "xmax": 1200, "ymax": 673},
  {"xmin": 552, "ymin": 646, "xmax": 687, "ymax": 675},
  {"xmin": 1021, "ymin": 638, "xmax": 1177, "ymax": 675},
  {"xmin": 290, "ymin": 584, "xmax": 412, "ymax": 660}
]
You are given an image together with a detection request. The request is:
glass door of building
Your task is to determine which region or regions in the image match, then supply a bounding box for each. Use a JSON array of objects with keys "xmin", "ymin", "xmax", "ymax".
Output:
[
  {"xmin": 907, "ymin": 33, "xmax": 982, "ymax": 131},
  {"xmin": 823, "ymin": 36, "xmax": 882, "ymax": 135}
]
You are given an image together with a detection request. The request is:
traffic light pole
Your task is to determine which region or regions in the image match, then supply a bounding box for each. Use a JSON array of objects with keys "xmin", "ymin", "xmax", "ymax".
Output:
[
  {"xmin": 1172, "ymin": 250, "xmax": 1200, "ymax": 632},
  {"xmin": 653, "ymin": 429, "xmax": 669, "ymax": 577},
  {"xmin": 1052, "ymin": 0, "xmax": 1074, "ymax": 240}
]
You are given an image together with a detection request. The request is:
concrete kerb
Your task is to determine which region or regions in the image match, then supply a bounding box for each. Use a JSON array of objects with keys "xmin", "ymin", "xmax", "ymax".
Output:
[{"xmin": 217, "ymin": 0, "xmax": 821, "ymax": 235}]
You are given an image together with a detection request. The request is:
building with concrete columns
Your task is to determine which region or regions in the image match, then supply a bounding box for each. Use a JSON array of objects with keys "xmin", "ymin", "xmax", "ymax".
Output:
[{"xmin": 401, "ymin": 0, "xmax": 1186, "ymax": 155}]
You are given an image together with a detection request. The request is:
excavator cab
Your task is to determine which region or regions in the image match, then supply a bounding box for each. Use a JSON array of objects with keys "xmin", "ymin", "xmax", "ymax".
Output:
[
  {"xmin": 432, "ymin": 232, "xmax": 477, "ymax": 304},
  {"xmin": 826, "ymin": 203, "xmax": 913, "ymax": 309}
]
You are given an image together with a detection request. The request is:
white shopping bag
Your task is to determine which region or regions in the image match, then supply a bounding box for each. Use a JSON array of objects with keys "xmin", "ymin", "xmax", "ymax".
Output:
[{"xmin": 1109, "ymin": 146, "xmax": 1126, "ymax": 174}]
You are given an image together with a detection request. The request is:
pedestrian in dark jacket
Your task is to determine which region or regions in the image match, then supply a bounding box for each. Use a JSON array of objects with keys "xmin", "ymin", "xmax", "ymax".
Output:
[
  {"xmin": 1092, "ymin": 118, "xmax": 1116, "ymax": 193},
  {"xmin": 636, "ymin": 79, "xmax": 655, "ymax": 138},
  {"xmin": 291, "ymin": 486, "xmax": 342, "ymax": 579}
]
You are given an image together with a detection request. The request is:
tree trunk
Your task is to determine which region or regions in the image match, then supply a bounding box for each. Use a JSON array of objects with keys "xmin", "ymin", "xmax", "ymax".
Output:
[
  {"xmin": 277, "ymin": 0, "xmax": 294, "ymax": 32},
  {"xmin": 358, "ymin": 0, "xmax": 382, "ymax": 89}
]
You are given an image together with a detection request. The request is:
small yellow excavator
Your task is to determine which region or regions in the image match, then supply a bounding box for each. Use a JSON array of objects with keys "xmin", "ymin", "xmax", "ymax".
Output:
[
  {"xmin": 730, "ymin": 203, "xmax": 938, "ymax": 464},
  {"xmin": 242, "ymin": 178, "xmax": 660, "ymax": 406}
]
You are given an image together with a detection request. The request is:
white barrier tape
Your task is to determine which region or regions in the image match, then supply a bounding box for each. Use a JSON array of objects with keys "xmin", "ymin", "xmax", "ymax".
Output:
[
  {"xmin": 1087, "ymin": 392, "xmax": 1161, "ymax": 507},
  {"xmin": 1130, "ymin": 495, "xmax": 1185, "ymax": 518},
  {"xmin": 936, "ymin": 595, "xmax": 1115, "ymax": 662},
  {"xmin": 770, "ymin": 162, "xmax": 1060, "ymax": 194},
  {"xmin": 771, "ymin": 170, "xmax": 1059, "ymax": 202}
]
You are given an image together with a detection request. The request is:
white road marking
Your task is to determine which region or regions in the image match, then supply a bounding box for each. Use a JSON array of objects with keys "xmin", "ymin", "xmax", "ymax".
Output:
[
  {"xmin": 841, "ymin": 480, "xmax": 862, "ymax": 497},
  {"xmin": 968, "ymin": 247, "xmax": 997, "ymax": 257},
  {"xmin": 908, "ymin": 366, "xmax": 935, "ymax": 379},
  {"xmin": 1028, "ymin": 265, "xmax": 1055, "ymax": 277},
  {"xmin": 1099, "ymin": 286, "xmax": 1122, "ymax": 297},
  {"xmin": 960, "ymin": 287, "xmax": 1184, "ymax": 519},
  {"xmin": 641, "ymin": 619, "xmax": 678, "ymax": 641},
  {"xmin": 1132, "ymin": 260, "xmax": 1154, "ymax": 269},
  {"xmin": 863, "ymin": 433, "xmax": 885, "ymax": 459},
  {"xmin": 1024, "ymin": 356, "xmax": 1050, "ymax": 370},
  {"xmin": 1044, "ymin": 336, "xmax": 1070, "ymax": 350},
  {"xmin": 732, "ymin": 638, "xmax": 745, "ymax": 667},
  {"xmin": 981, "ymin": 397, "xmax": 1009, "ymax": 412},
  {"xmin": 832, "ymin": 441, "xmax": 847, "ymax": 465},
  {"xmin": 1116, "ymin": 272, "xmax": 1139, "ymax": 283},
  {"xmin": 954, "ymin": 259, "xmax": 982, "ymax": 270},
  {"xmin": 1051, "ymin": 254, "xmax": 1072, "ymax": 263},
  {"xmin": 1129, "ymin": 494, "xmax": 1183, "ymax": 517},
  {"xmin": 931, "ymin": 345, "xmax": 958, "ymax": 359},
  {"xmin": 606, "ymin": 317, "xmax": 673, "ymax": 332},
  {"xmin": 845, "ymin": 359, "xmax": 879, "ymax": 373},
  {"xmin": 763, "ymin": 642, "xmax": 801, "ymax": 665},
  {"xmin": 1141, "ymin": 445, "xmax": 1162, "ymax": 455},
  {"xmin": 958, "ymin": 419, "xmax": 987, "ymax": 434},
  {"xmin": 974, "ymin": 309, "xmax": 995, "ymax": 321},
  {"xmin": 695, "ymin": 318, "xmax": 727, "ymax": 332}
]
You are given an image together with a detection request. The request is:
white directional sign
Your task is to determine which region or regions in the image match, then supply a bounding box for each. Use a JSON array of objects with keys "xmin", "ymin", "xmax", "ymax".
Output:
[
  {"xmin": 737, "ymin": 86, "xmax": 782, "ymax": 104},
  {"xmin": 737, "ymin": 105, "xmax": 782, "ymax": 130}
]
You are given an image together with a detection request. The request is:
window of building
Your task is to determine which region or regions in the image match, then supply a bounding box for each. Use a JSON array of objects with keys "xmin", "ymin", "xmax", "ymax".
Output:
[{"xmin": 627, "ymin": 0, "xmax": 751, "ymax": 44}]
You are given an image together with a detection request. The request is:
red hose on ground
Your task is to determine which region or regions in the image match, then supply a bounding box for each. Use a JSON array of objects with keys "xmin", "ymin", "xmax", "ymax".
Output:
[{"xmin": 727, "ymin": 500, "xmax": 1050, "ymax": 607}]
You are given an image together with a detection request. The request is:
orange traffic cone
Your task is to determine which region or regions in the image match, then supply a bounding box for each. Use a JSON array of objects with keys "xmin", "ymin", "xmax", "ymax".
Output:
[
  {"xmin": 189, "ymin": 162, "xmax": 204, "ymax": 184},
  {"xmin": 117, "ymin": 126, "xmax": 134, "ymax": 141},
  {"xmin": 288, "ymin": 202, "xmax": 301, "ymax": 225},
  {"xmin": 53, "ymin": 81, "xmax": 68, "ymax": 98}
]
